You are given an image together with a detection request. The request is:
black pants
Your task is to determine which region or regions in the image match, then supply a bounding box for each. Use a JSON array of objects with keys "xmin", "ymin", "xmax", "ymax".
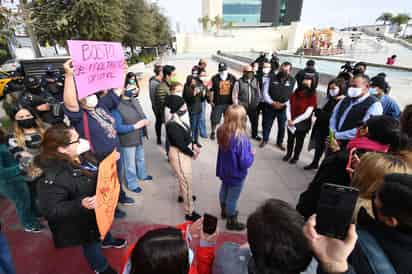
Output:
[
  {"xmin": 311, "ymin": 129, "xmax": 327, "ymax": 166},
  {"xmin": 154, "ymin": 110, "xmax": 163, "ymax": 143},
  {"xmin": 286, "ymin": 130, "xmax": 308, "ymax": 161},
  {"xmin": 246, "ymin": 107, "xmax": 259, "ymax": 138}
]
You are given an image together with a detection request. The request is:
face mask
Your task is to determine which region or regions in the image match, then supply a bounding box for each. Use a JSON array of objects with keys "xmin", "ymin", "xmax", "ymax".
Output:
[
  {"xmin": 200, "ymin": 77, "xmax": 208, "ymax": 83},
  {"xmin": 219, "ymin": 71, "xmax": 228, "ymax": 80},
  {"xmin": 177, "ymin": 109, "xmax": 190, "ymax": 126},
  {"xmin": 188, "ymin": 248, "xmax": 194, "ymax": 265},
  {"xmin": 262, "ymin": 68, "xmax": 271, "ymax": 74},
  {"xmin": 17, "ymin": 118, "xmax": 36, "ymax": 129},
  {"xmin": 369, "ymin": 87, "xmax": 378, "ymax": 96},
  {"xmin": 76, "ymin": 139, "xmax": 90, "ymax": 155},
  {"xmin": 128, "ymin": 79, "xmax": 136, "ymax": 85},
  {"xmin": 85, "ymin": 95, "xmax": 98, "ymax": 108},
  {"xmin": 347, "ymin": 87, "xmax": 363, "ymax": 98},
  {"xmin": 329, "ymin": 87, "xmax": 340, "ymax": 97}
]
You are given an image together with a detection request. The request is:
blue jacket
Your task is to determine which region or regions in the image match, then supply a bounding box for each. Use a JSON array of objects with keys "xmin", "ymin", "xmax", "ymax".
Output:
[{"xmin": 216, "ymin": 135, "xmax": 254, "ymax": 185}]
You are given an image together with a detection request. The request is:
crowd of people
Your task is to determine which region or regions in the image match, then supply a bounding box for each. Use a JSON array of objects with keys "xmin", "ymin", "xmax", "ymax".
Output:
[{"xmin": 0, "ymin": 50, "xmax": 411, "ymax": 274}]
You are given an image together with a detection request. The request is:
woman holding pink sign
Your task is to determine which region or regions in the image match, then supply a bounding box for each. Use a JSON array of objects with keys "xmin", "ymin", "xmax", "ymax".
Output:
[{"xmin": 63, "ymin": 59, "xmax": 135, "ymax": 219}]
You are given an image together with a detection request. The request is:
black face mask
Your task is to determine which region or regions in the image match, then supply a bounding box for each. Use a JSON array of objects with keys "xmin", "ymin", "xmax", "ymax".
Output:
[{"xmin": 17, "ymin": 118, "xmax": 37, "ymax": 129}]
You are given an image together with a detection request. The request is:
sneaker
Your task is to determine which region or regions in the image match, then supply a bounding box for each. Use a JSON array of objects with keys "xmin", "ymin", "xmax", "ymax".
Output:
[
  {"xmin": 259, "ymin": 141, "xmax": 267, "ymax": 148},
  {"xmin": 119, "ymin": 196, "xmax": 136, "ymax": 204},
  {"xmin": 304, "ymin": 163, "xmax": 318, "ymax": 170},
  {"xmin": 275, "ymin": 144, "xmax": 286, "ymax": 151},
  {"xmin": 185, "ymin": 211, "xmax": 202, "ymax": 222},
  {"xmin": 289, "ymin": 158, "xmax": 298, "ymax": 164},
  {"xmin": 129, "ymin": 187, "xmax": 142, "ymax": 194},
  {"xmin": 282, "ymin": 154, "xmax": 291, "ymax": 162},
  {"xmin": 114, "ymin": 208, "xmax": 126, "ymax": 219},
  {"xmin": 24, "ymin": 225, "xmax": 43, "ymax": 233},
  {"xmin": 95, "ymin": 266, "xmax": 117, "ymax": 274},
  {"xmin": 143, "ymin": 176, "xmax": 153, "ymax": 181},
  {"xmin": 253, "ymin": 136, "xmax": 262, "ymax": 141},
  {"xmin": 102, "ymin": 238, "xmax": 127, "ymax": 249},
  {"xmin": 195, "ymin": 142, "xmax": 202, "ymax": 148},
  {"xmin": 119, "ymin": 196, "xmax": 135, "ymax": 205}
]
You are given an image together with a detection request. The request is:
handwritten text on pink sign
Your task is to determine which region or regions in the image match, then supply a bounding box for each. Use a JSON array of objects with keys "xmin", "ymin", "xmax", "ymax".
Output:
[{"xmin": 67, "ymin": 40, "xmax": 125, "ymax": 99}]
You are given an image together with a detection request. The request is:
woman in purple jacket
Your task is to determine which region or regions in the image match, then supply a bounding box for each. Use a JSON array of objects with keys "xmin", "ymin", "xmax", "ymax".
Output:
[{"xmin": 216, "ymin": 105, "xmax": 254, "ymax": 231}]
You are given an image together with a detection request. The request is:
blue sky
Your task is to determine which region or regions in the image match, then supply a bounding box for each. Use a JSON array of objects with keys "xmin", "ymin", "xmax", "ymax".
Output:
[{"xmin": 151, "ymin": 0, "xmax": 412, "ymax": 32}]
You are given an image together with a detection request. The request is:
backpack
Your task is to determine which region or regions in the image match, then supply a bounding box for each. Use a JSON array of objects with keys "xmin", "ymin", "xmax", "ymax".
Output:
[{"xmin": 357, "ymin": 229, "xmax": 397, "ymax": 274}]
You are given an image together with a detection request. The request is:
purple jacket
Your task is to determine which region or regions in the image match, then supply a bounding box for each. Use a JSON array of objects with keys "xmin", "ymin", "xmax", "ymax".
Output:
[{"xmin": 216, "ymin": 135, "xmax": 254, "ymax": 185}]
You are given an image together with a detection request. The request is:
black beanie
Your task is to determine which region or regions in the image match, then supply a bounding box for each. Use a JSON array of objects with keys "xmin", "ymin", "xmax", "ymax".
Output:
[{"xmin": 165, "ymin": 95, "xmax": 185, "ymax": 114}]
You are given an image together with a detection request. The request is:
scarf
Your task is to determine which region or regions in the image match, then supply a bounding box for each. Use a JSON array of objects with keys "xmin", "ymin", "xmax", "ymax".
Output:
[{"xmin": 88, "ymin": 107, "xmax": 117, "ymax": 139}]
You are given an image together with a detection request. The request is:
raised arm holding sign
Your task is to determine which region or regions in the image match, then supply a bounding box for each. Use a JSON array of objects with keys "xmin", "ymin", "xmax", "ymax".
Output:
[{"xmin": 67, "ymin": 40, "xmax": 126, "ymax": 100}]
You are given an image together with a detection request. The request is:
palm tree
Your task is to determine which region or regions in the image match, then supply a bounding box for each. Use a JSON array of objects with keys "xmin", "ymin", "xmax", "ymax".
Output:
[
  {"xmin": 376, "ymin": 12, "xmax": 393, "ymax": 25},
  {"xmin": 391, "ymin": 13, "xmax": 411, "ymax": 37},
  {"xmin": 197, "ymin": 16, "xmax": 210, "ymax": 32},
  {"xmin": 212, "ymin": 15, "xmax": 224, "ymax": 33}
]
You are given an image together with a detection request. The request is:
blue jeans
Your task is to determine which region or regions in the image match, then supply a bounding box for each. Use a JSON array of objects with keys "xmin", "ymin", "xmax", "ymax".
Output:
[
  {"xmin": 199, "ymin": 102, "xmax": 207, "ymax": 137},
  {"xmin": 219, "ymin": 180, "xmax": 245, "ymax": 217},
  {"xmin": 81, "ymin": 232, "xmax": 115, "ymax": 272},
  {"xmin": 190, "ymin": 112, "xmax": 202, "ymax": 144},
  {"xmin": 120, "ymin": 145, "xmax": 148, "ymax": 190},
  {"xmin": 262, "ymin": 105, "xmax": 286, "ymax": 144},
  {"xmin": 0, "ymin": 232, "xmax": 16, "ymax": 274},
  {"xmin": 116, "ymin": 158, "xmax": 127, "ymax": 202}
]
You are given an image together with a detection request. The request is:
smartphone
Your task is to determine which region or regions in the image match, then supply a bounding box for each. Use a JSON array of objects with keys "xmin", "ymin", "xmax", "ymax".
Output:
[
  {"xmin": 203, "ymin": 213, "xmax": 218, "ymax": 235},
  {"xmin": 316, "ymin": 184, "xmax": 359, "ymax": 239}
]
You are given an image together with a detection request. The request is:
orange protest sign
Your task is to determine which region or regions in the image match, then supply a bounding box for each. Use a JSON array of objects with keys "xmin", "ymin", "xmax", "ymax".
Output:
[{"xmin": 96, "ymin": 150, "xmax": 120, "ymax": 240}]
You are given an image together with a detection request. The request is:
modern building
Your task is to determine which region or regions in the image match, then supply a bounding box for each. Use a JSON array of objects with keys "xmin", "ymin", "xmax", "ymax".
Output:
[
  {"xmin": 222, "ymin": 0, "xmax": 261, "ymax": 24},
  {"xmin": 203, "ymin": 0, "xmax": 303, "ymax": 26}
]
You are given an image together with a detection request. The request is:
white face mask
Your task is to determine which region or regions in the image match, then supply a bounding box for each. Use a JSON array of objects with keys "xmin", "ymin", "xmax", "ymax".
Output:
[
  {"xmin": 262, "ymin": 68, "xmax": 271, "ymax": 74},
  {"xmin": 85, "ymin": 95, "xmax": 98, "ymax": 108},
  {"xmin": 200, "ymin": 77, "xmax": 208, "ymax": 83},
  {"xmin": 219, "ymin": 71, "xmax": 228, "ymax": 80},
  {"xmin": 347, "ymin": 87, "xmax": 363, "ymax": 98},
  {"xmin": 76, "ymin": 138, "xmax": 90, "ymax": 155},
  {"xmin": 329, "ymin": 87, "xmax": 340, "ymax": 97}
]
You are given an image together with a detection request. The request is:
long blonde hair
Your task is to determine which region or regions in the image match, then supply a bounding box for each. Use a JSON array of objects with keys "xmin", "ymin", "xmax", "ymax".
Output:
[
  {"xmin": 217, "ymin": 105, "xmax": 247, "ymax": 150},
  {"xmin": 352, "ymin": 152, "xmax": 411, "ymax": 199}
]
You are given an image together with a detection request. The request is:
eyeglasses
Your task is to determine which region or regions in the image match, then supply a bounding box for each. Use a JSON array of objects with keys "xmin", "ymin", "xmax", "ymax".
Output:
[{"xmin": 67, "ymin": 138, "xmax": 80, "ymax": 146}]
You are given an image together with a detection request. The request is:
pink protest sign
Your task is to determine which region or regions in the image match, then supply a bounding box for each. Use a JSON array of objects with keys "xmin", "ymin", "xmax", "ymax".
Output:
[{"xmin": 67, "ymin": 40, "xmax": 125, "ymax": 99}]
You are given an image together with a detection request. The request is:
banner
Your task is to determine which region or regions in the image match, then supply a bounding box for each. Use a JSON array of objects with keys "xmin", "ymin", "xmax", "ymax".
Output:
[
  {"xmin": 67, "ymin": 40, "xmax": 125, "ymax": 99},
  {"xmin": 96, "ymin": 150, "xmax": 120, "ymax": 240}
]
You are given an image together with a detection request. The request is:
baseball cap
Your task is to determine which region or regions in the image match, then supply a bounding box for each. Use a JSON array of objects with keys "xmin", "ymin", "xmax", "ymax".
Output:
[{"xmin": 218, "ymin": 62, "xmax": 227, "ymax": 72}]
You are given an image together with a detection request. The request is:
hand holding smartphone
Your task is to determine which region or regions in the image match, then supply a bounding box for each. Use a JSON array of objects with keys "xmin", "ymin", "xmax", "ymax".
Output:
[
  {"xmin": 316, "ymin": 184, "xmax": 359, "ymax": 239},
  {"xmin": 203, "ymin": 213, "xmax": 218, "ymax": 235}
]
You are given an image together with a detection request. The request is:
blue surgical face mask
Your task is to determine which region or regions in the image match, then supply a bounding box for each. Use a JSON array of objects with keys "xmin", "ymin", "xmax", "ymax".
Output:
[
  {"xmin": 369, "ymin": 87, "xmax": 378, "ymax": 95},
  {"xmin": 188, "ymin": 248, "xmax": 194, "ymax": 265}
]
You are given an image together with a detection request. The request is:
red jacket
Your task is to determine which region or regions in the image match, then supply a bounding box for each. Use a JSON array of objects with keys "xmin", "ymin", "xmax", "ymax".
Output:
[{"xmin": 120, "ymin": 222, "xmax": 215, "ymax": 274}]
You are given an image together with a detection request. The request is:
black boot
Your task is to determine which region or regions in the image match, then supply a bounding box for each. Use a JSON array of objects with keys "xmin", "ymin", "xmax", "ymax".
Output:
[{"xmin": 226, "ymin": 213, "xmax": 245, "ymax": 231}]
